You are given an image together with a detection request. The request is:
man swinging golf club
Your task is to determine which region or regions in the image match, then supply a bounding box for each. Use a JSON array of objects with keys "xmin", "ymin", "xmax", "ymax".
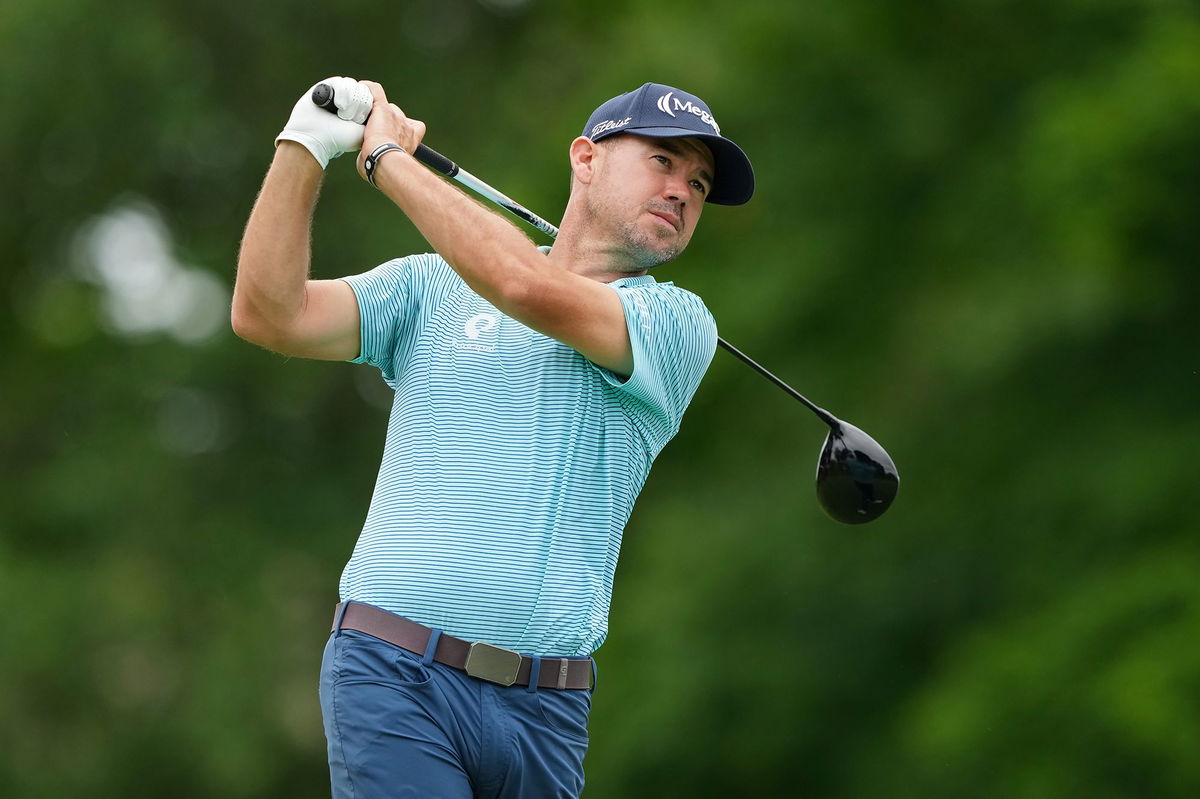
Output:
[{"xmin": 232, "ymin": 76, "xmax": 754, "ymax": 798}]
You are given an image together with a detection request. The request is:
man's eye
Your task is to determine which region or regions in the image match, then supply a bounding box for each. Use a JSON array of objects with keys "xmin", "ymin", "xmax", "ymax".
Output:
[
  {"xmin": 653, "ymin": 155, "xmax": 670, "ymax": 165},
  {"xmin": 691, "ymin": 180, "xmax": 707, "ymax": 195}
]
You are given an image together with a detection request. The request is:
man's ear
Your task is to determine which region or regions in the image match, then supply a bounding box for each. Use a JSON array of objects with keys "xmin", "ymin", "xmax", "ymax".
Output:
[{"xmin": 569, "ymin": 136, "xmax": 598, "ymax": 186}]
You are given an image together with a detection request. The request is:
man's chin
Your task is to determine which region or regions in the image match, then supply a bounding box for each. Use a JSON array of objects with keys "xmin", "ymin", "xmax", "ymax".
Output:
[
  {"xmin": 616, "ymin": 221, "xmax": 686, "ymax": 269},
  {"xmin": 647, "ymin": 231, "xmax": 687, "ymax": 266},
  {"xmin": 638, "ymin": 243, "xmax": 683, "ymax": 270}
]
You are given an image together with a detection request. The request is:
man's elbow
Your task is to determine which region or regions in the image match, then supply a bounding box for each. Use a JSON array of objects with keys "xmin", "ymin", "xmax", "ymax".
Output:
[{"xmin": 230, "ymin": 300, "xmax": 277, "ymax": 348}]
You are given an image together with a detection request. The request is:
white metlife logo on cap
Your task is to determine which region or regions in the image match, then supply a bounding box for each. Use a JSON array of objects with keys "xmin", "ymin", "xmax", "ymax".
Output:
[{"xmin": 656, "ymin": 92, "xmax": 721, "ymax": 135}]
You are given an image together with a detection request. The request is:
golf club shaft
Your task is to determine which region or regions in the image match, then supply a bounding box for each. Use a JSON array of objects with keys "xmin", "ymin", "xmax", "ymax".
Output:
[
  {"xmin": 413, "ymin": 149, "xmax": 561, "ymax": 239},
  {"xmin": 713, "ymin": 339, "xmax": 839, "ymax": 428},
  {"xmin": 312, "ymin": 84, "xmax": 835, "ymax": 426}
]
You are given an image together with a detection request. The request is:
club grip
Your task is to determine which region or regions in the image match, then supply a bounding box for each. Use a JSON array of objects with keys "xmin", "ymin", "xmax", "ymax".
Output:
[
  {"xmin": 412, "ymin": 145, "xmax": 457, "ymax": 177},
  {"xmin": 311, "ymin": 82, "xmax": 335, "ymax": 110},
  {"xmin": 310, "ymin": 83, "xmax": 460, "ymax": 178}
]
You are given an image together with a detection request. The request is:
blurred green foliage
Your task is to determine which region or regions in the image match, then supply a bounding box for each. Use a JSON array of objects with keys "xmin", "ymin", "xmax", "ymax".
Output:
[{"xmin": 2, "ymin": 0, "xmax": 1198, "ymax": 796}]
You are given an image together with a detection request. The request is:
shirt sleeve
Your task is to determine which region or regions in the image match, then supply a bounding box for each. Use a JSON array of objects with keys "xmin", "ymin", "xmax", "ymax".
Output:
[
  {"xmin": 598, "ymin": 283, "xmax": 718, "ymax": 454},
  {"xmin": 339, "ymin": 255, "xmax": 425, "ymax": 384}
]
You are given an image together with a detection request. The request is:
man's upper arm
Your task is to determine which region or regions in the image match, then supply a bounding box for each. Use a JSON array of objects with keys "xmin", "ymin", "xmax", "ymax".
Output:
[
  {"xmin": 258, "ymin": 278, "xmax": 362, "ymax": 361},
  {"xmin": 249, "ymin": 256, "xmax": 423, "ymax": 367},
  {"xmin": 507, "ymin": 270, "xmax": 635, "ymax": 376},
  {"xmin": 598, "ymin": 284, "xmax": 718, "ymax": 442}
]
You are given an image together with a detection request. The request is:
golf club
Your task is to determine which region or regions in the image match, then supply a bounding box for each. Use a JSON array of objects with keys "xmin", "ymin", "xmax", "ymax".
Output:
[{"xmin": 312, "ymin": 83, "xmax": 899, "ymax": 524}]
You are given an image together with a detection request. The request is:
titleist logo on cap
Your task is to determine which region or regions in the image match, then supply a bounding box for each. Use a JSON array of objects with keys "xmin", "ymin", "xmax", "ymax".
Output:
[{"xmin": 590, "ymin": 116, "xmax": 632, "ymax": 138}]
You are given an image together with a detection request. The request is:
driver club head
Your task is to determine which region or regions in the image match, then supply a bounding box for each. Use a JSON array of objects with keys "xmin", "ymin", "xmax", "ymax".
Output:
[{"xmin": 815, "ymin": 419, "xmax": 900, "ymax": 524}]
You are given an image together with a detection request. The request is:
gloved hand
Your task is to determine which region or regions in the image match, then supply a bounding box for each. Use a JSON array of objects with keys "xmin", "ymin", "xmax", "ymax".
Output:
[{"xmin": 276, "ymin": 77, "xmax": 373, "ymax": 168}]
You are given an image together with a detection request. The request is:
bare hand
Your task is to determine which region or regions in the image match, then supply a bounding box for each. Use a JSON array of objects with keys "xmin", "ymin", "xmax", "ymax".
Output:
[{"xmin": 356, "ymin": 82, "xmax": 427, "ymax": 181}]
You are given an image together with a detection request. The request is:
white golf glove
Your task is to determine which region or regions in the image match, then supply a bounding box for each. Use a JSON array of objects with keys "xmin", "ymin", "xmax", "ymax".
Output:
[{"xmin": 276, "ymin": 77, "xmax": 374, "ymax": 168}]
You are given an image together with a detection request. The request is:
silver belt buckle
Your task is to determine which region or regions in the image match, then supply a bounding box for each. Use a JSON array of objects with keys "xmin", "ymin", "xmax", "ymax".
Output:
[{"xmin": 464, "ymin": 642, "xmax": 522, "ymax": 686}]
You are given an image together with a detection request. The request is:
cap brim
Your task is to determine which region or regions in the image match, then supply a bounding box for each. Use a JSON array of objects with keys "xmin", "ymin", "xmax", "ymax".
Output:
[{"xmin": 613, "ymin": 125, "xmax": 755, "ymax": 205}]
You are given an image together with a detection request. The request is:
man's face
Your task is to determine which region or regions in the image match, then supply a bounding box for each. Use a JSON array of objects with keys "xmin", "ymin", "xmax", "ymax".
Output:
[{"xmin": 586, "ymin": 134, "xmax": 716, "ymax": 270}]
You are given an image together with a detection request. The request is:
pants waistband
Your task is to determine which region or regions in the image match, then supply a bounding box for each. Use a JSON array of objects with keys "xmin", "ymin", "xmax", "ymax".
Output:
[{"xmin": 331, "ymin": 601, "xmax": 594, "ymax": 690}]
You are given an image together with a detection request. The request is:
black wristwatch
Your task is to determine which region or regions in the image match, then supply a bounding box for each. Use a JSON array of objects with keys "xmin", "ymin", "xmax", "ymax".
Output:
[{"xmin": 364, "ymin": 142, "xmax": 407, "ymax": 188}]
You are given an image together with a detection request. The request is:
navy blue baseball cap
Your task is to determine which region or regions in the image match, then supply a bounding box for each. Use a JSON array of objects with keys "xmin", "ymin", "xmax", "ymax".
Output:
[{"xmin": 582, "ymin": 82, "xmax": 755, "ymax": 205}]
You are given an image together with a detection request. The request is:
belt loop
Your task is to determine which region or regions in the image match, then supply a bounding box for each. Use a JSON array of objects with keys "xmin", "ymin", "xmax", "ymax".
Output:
[
  {"xmin": 332, "ymin": 601, "xmax": 351, "ymax": 636},
  {"xmin": 421, "ymin": 628, "xmax": 442, "ymax": 666},
  {"xmin": 526, "ymin": 656, "xmax": 541, "ymax": 693},
  {"xmin": 556, "ymin": 659, "xmax": 569, "ymax": 690},
  {"xmin": 590, "ymin": 659, "xmax": 598, "ymax": 692}
]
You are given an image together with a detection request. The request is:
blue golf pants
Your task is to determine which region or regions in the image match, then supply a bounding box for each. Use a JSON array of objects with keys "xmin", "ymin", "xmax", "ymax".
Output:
[{"xmin": 319, "ymin": 629, "xmax": 592, "ymax": 798}]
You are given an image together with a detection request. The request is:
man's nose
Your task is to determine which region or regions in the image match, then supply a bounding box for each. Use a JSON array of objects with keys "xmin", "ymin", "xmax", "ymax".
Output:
[{"xmin": 663, "ymin": 174, "xmax": 689, "ymax": 203}]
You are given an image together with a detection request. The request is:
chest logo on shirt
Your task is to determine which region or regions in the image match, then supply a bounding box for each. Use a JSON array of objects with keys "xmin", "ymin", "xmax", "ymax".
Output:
[
  {"xmin": 456, "ymin": 313, "xmax": 499, "ymax": 353},
  {"xmin": 465, "ymin": 313, "xmax": 498, "ymax": 339}
]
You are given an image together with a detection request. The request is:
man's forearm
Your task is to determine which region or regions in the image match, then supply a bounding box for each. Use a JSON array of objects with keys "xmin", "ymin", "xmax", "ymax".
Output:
[
  {"xmin": 369, "ymin": 148, "xmax": 548, "ymax": 309},
  {"xmin": 365, "ymin": 141, "xmax": 632, "ymax": 373},
  {"xmin": 232, "ymin": 143, "xmax": 325, "ymax": 338}
]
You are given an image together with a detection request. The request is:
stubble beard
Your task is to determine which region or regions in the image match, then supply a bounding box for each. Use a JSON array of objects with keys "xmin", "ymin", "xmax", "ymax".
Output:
[
  {"xmin": 588, "ymin": 196, "xmax": 684, "ymax": 272},
  {"xmin": 603, "ymin": 220, "xmax": 676, "ymax": 271}
]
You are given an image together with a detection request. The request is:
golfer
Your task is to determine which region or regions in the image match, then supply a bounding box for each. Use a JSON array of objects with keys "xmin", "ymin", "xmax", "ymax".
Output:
[{"xmin": 232, "ymin": 77, "xmax": 754, "ymax": 798}]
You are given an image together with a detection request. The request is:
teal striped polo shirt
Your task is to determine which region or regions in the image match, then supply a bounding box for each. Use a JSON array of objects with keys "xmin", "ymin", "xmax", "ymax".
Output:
[{"xmin": 338, "ymin": 252, "xmax": 717, "ymax": 656}]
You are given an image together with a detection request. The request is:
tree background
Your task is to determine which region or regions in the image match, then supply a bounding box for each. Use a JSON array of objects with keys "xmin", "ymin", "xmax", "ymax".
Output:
[{"xmin": 2, "ymin": 0, "xmax": 1198, "ymax": 796}]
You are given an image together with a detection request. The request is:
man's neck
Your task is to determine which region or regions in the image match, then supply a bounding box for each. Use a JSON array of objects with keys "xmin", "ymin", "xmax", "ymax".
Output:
[
  {"xmin": 545, "ymin": 215, "xmax": 649, "ymax": 283},
  {"xmin": 547, "ymin": 231, "xmax": 648, "ymax": 281}
]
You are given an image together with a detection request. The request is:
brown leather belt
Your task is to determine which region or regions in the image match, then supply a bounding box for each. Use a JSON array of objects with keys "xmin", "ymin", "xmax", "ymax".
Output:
[{"xmin": 332, "ymin": 601, "xmax": 593, "ymax": 690}]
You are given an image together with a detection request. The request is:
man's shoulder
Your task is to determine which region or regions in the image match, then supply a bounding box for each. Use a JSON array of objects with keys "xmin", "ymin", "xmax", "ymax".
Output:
[
  {"xmin": 611, "ymin": 276, "xmax": 713, "ymax": 318},
  {"xmin": 359, "ymin": 252, "xmax": 463, "ymax": 295},
  {"xmin": 382, "ymin": 252, "xmax": 456, "ymax": 278}
]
